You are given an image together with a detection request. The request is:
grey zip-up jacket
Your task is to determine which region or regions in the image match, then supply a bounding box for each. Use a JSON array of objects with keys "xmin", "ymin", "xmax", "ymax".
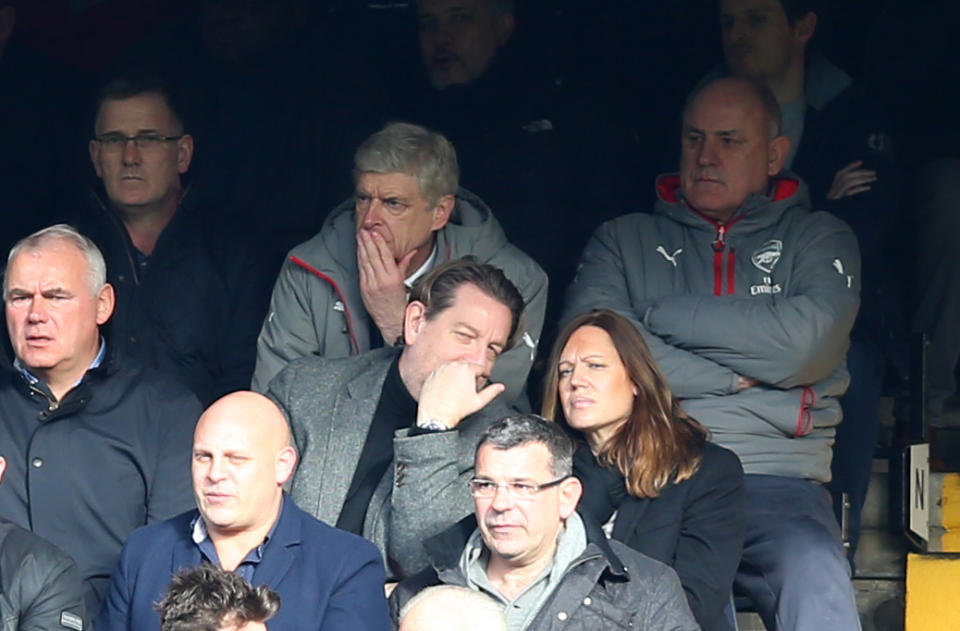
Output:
[
  {"xmin": 562, "ymin": 174, "xmax": 860, "ymax": 482},
  {"xmin": 253, "ymin": 188, "xmax": 547, "ymax": 406}
]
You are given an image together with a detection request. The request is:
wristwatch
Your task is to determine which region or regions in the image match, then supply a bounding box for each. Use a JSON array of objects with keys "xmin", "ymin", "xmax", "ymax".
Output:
[{"xmin": 417, "ymin": 419, "xmax": 450, "ymax": 432}]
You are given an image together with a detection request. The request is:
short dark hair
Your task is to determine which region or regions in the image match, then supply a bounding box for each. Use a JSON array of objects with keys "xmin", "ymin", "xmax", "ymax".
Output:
[
  {"xmin": 408, "ymin": 257, "xmax": 524, "ymax": 348},
  {"xmin": 476, "ymin": 415, "xmax": 575, "ymax": 478},
  {"xmin": 155, "ymin": 565, "xmax": 280, "ymax": 631},
  {"xmin": 94, "ymin": 71, "xmax": 188, "ymax": 133}
]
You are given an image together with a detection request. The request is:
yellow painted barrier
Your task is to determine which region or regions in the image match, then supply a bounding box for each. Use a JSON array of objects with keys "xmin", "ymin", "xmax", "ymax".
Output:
[{"xmin": 906, "ymin": 553, "xmax": 960, "ymax": 630}]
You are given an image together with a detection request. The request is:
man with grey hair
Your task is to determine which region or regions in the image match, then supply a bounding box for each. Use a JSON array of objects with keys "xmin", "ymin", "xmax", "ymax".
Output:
[
  {"xmin": 389, "ymin": 415, "xmax": 699, "ymax": 631},
  {"xmin": 253, "ymin": 121, "xmax": 546, "ymax": 407},
  {"xmin": 398, "ymin": 585, "xmax": 506, "ymax": 631},
  {"xmin": 0, "ymin": 224, "xmax": 201, "ymax": 614}
]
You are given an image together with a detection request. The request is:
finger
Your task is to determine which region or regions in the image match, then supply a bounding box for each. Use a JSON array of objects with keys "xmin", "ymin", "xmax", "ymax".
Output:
[
  {"xmin": 475, "ymin": 382, "xmax": 506, "ymax": 408},
  {"xmin": 356, "ymin": 233, "xmax": 376, "ymax": 280},
  {"xmin": 842, "ymin": 185, "xmax": 872, "ymax": 197},
  {"xmin": 362, "ymin": 232, "xmax": 395, "ymax": 279},
  {"xmin": 837, "ymin": 160, "xmax": 864, "ymax": 175},
  {"xmin": 840, "ymin": 169, "xmax": 877, "ymax": 184},
  {"xmin": 368, "ymin": 231, "xmax": 400, "ymax": 274}
]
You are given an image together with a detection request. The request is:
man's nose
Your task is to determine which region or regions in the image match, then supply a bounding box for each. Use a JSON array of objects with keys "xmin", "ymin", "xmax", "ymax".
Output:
[
  {"xmin": 490, "ymin": 483, "xmax": 515, "ymax": 510},
  {"xmin": 206, "ymin": 457, "xmax": 226, "ymax": 481},
  {"xmin": 697, "ymin": 139, "xmax": 720, "ymax": 166},
  {"xmin": 726, "ymin": 18, "xmax": 748, "ymax": 42},
  {"xmin": 360, "ymin": 199, "xmax": 383, "ymax": 227},
  {"xmin": 121, "ymin": 138, "xmax": 142, "ymax": 165},
  {"xmin": 27, "ymin": 298, "xmax": 48, "ymax": 322}
]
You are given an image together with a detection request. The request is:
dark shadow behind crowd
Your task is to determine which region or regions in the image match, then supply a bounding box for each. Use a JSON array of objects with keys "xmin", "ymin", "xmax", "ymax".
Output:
[{"xmin": 0, "ymin": 0, "xmax": 958, "ymax": 629}]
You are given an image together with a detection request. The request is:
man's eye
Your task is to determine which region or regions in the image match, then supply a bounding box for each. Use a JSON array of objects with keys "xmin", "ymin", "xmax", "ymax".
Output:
[
  {"xmin": 100, "ymin": 134, "xmax": 126, "ymax": 146},
  {"xmin": 511, "ymin": 482, "xmax": 536, "ymax": 496},
  {"xmin": 136, "ymin": 134, "xmax": 165, "ymax": 147},
  {"xmin": 193, "ymin": 453, "xmax": 211, "ymax": 462}
]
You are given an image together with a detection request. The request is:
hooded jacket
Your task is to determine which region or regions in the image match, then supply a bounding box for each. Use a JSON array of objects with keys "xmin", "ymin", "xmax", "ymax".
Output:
[
  {"xmin": 253, "ymin": 188, "xmax": 547, "ymax": 406},
  {"xmin": 562, "ymin": 174, "xmax": 860, "ymax": 481}
]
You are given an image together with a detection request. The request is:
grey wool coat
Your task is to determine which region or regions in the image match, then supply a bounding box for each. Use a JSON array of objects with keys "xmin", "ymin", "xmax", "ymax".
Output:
[{"xmin": 268, "ymin": 347, "xmax": 511, "ymax": 579}]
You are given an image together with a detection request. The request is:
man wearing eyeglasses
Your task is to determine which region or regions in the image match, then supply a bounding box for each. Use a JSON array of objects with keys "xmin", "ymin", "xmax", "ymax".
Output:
[
  {"xmin": 389, "ymin": 416, "xmax": 698, "ymax": 631},
  {"xmin": 78, "ymin": 71, "xmax": 273, "ymax": 405}
]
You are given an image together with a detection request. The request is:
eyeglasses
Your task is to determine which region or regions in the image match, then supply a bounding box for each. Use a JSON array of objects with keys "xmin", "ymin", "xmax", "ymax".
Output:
[
  {"xmin": 94, "ymin": 133, "xmax": 184, "ymax": 151},
  {"xmin": 469, "ymin": 476, "xmax": 570, "ymax": 500}
]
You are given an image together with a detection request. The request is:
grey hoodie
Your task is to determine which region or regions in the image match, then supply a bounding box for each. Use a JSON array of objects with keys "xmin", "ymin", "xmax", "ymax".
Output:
[
  {"xmin": 253, "ymin": 188, "xmax": 547, "ymax": 406},
  {"xmin": 562, "ymin": 174, "xmax": 860, "ymax": 481}
]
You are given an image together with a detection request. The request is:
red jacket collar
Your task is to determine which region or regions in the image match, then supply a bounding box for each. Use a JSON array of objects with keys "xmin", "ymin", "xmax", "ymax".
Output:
[{"xmin": 655, "ymin": 173, "xmax": 800, "ymax": 206}]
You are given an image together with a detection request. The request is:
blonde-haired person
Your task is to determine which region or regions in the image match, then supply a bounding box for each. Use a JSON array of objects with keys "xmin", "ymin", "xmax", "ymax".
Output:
[{"xmin": 542, "ymin": 309, "xmax": 745, "ymax": 631}]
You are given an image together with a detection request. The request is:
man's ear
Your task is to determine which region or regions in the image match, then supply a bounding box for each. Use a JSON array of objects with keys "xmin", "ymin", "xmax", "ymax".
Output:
[
  {"xmin": 558, "ymin": 476, "xmax": 583, "ymax": 520},
  {"xmin": 494, "ymin": 11, "xmax": 515, "ymax": 47},
  {"xmin": 429, "ymin": 194, "xmax": 455, "ymax": 231},
  {"xmin": 793, "ymin": 11, "xmax": 817, "ymax": 46},
  {"xmin": 89, "ymin": 139, "xmax": 104, "ymax": 179},
  {"xmin": 276, "ymin": 445, "xmax": 298, "ymax": 486},
  {"xmin": 768, "ymin": 135, "xmax": 790, "ymax": 176},
  {"xmin": 96, "ymin": 283, "xmax": 116, "ymax": 325},
  {"xmin": 403, "ymin": 300, "xmax": 428, "ymax": 346},
  {"xmin": 177, "ymin": 134, "xmax": 194, "ymax": 174}
]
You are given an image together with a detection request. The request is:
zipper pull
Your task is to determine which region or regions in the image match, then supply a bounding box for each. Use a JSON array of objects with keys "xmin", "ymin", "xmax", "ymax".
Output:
[{"xmin": 712, "ymin": 224, "xmax": 727, "ymax": 252}]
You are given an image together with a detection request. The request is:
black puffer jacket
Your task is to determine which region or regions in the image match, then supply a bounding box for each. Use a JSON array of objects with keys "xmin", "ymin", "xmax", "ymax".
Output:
[{"xmin": 0, "ymin": 520, "xmax": 85, "ymax": 631}]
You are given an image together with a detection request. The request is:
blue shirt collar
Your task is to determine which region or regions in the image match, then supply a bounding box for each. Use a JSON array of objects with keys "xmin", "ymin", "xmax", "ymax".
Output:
[
  {"xmin": 14, "ymin": 337, "xmax": 107, "ymax": 388},
  {"xmin": 190, "ymin": 496, "xmax": 285, "ymax": 581}
]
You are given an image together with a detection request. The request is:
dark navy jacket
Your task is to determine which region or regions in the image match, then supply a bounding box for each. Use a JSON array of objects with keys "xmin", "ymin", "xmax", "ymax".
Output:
[
  {"xmin": 72, "ymin": 187, "xmax": 277, "ymax": 405},
  {"xmin": 95, "ymin": 495, "xmax": 391, "ymax": 631},
  {"xmin": 0, "ymin": 351, "xmax": 200, "ymax": 614}
]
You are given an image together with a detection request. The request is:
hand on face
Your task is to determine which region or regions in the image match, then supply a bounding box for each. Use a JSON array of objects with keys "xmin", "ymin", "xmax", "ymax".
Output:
[
  {"xmin": 357, "ymin": 229, "xmax": 418, "ymax": 345},
  {"xmin": 416, "ymin": 360, "xmax": 505, "ymax": 429}
]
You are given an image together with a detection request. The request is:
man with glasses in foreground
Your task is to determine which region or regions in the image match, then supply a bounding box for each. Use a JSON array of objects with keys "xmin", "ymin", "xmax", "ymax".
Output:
[{"xmin": 389, "ymin": 415, "xmax": 698, "ymax": 631}]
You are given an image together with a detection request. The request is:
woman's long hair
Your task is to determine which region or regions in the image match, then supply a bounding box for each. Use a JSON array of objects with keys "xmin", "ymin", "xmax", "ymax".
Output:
[{"xmin": 541, "ymin": 309, "xmax": 707, "ymax": 498}]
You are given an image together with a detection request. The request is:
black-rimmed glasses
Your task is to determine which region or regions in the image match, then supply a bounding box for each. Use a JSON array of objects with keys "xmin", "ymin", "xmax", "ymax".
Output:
[{"xmin": 94, "ymin": 133, "xmax": 185, "ymax": 151}]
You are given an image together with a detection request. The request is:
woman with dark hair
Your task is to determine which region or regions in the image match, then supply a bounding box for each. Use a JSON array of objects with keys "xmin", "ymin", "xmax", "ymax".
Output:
[{"xmin": 542, "ymin": 309, "xmax": 745, "ymax": 631}]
